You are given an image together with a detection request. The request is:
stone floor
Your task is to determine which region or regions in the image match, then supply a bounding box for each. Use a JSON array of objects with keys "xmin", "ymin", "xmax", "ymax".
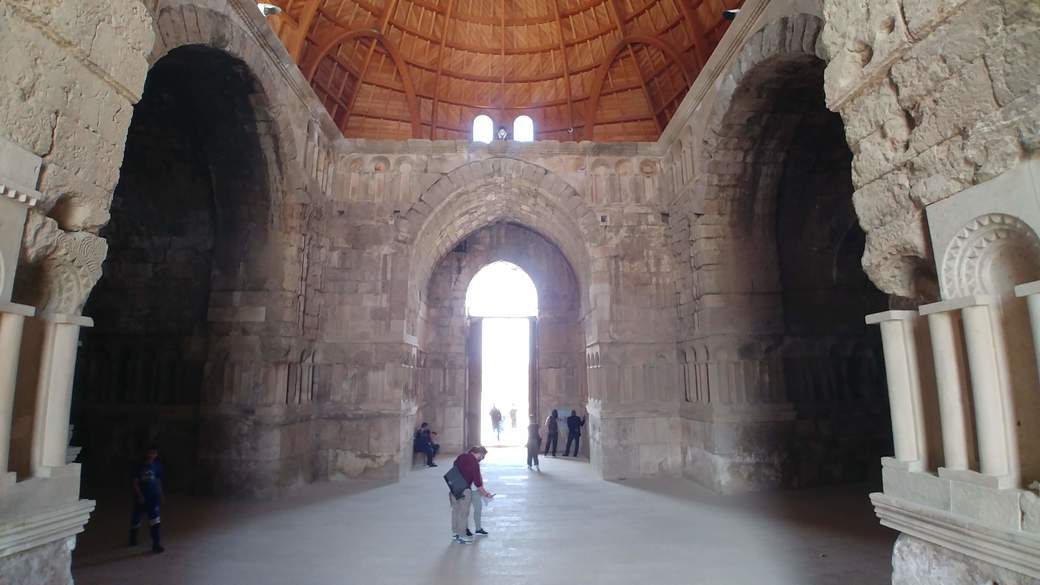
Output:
[{"xmin": 72, "ymin": 448, "xmax": 895, "ymax": 585}]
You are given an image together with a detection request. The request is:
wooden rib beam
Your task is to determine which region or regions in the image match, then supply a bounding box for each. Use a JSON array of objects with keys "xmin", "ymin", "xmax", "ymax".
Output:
[
  {"xmin": 341, "ymin": 0, "xmax": 400, "ymax": 134},
  {"xmin": 676, "ymin": 0, "xmax": 710, "ymax": 67},
  {"xmin": 304, "ymin": 28, "xmax": 422, "ymax": 138},
  {"xmin": 605, "ymin": 0, "xmax": 662, "ymax": 134},
  {"xmin": 428, "ymin": 0, "xmax": 458, "ymax": 140},
  {"xmin": 552, "ymin": 0, "xmax": 576, "ymax": 136},
  {"xmin": 499, "ymin": 0, "xmax": 506, "ymax": 110},
  {"xmin": 584, "ymin": 34, "xmax": 693, "ymax": 139}
]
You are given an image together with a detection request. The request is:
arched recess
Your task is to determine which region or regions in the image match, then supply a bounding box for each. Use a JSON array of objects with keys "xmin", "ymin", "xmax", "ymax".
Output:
[
  {"xmin": 303, "ymin": 29, "xmax": 422, "ymax": 138},
  {"xmin": 71, "ymin": 43, "xmax": 283, "ymax": 495},
  {"xmin": 148, "ymin": 3, "xmax": 306, "ymax": 197},
  {"xmin": 585, "ymin": 35, "xmax": 693, "ymax": 141},
  {"xmin": 396, "ymin": 158, "xmax": 603, "ymax": 322},
  {"xmin": 681, "ymin": 14, "xmax": 891, "ymax": 488}
]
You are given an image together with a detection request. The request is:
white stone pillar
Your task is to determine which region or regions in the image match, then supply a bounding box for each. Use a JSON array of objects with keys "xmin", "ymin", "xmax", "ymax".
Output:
[
  {"xmin": 866, "ymin": 310, "xmax": 928, "ymax": 471},
  {"xmin": 29, "ymin": 313, "xmax": 92, "ymax": 477},
  {"xmin": 0, "ymin": 301, "xmax": 35, "ymax": 488},
  {"xmin": 918, "ymin": 301, "xmax": 974, "ymax": 471},
  {"xmin": 1015, "ymin": 280, "xmax": 1040, "ymax": 380},
  {"xmin": 959, "ymin": 297, "xmax": 1018, "ymax": 486}
]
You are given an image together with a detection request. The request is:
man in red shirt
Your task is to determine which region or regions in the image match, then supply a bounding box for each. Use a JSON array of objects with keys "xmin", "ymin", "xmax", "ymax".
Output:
[{"xmin": 450, "ymin": 446, "xmax": 494, "ymax": 544}]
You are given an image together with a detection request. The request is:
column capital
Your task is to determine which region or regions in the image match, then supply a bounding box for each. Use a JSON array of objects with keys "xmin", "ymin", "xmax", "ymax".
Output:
[
  {"xmin": 866, "ymin": 310, "xmax": 919, "ymax": 325},
  {"xmin": 919, "ymin": 295, "xmax": 998, "ymax": 316},
  {"xmin": 0, "ymin": 302, "xmax": 34, "ymax": 318}
]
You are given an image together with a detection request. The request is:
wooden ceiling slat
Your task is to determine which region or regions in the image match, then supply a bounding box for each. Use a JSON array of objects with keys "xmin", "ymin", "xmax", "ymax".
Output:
[{"xmin": 428, "ymin": 0, "xmax": 458, "ymax": 139}]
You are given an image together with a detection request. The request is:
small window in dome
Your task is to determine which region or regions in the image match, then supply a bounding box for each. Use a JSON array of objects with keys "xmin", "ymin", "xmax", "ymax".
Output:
[
  {"xmin": 513, "ymin": 115, "xmax": 534, "ymax": 142},
  {"xmin": 473, "ymin": 115, "xmax": 493, "ymax": 143}
]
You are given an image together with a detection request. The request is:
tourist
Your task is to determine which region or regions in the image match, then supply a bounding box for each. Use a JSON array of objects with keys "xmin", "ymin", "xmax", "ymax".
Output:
[
  {"xmin": 128, "ymin": 446, "xmax": 165, "ymax": 554},
  {"xmin": 564, "ymin": 410, "xmax": 586, "ymax": 457},
  {"xmin": 509, "ymin": 404, "xmax": 518, "ymax": 429},
  {"xmin": 449, "ymin": 446, "xmax": 494, "ymax": 544},
  {"xmin": 543, "ymin": 409, "xmax": 559, "ymax": 456},
  {"xmin": 527, "ymin": 416, "xmax": 541, "ymax": 470},
  {"xmin": 413, "ymin": 422, "xmax": 440, "ymax": 467},
  {"xmin": 489, "ymin": 405, "xmax": 503, "ymax": 442}
]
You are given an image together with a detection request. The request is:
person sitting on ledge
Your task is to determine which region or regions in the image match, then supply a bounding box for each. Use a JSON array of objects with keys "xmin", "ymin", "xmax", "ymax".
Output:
[{"xmin": 414, "ymin": 422, "xmax": 440, "ymax": 467}]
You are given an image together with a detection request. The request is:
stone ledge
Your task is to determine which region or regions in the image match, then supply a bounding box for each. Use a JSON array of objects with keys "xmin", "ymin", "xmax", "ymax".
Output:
[
  {"xmin": 0, "ymin": 499, "xmax": 94, "ymax": 559},
  {"xmin": 873, "ymin": 492, "xmax": 1040, "ymax": 579}
]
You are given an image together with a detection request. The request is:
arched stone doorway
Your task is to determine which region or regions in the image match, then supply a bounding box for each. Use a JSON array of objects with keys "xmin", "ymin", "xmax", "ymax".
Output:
[
  {"xmin": 417, "ymin": 223, "xmax": 585, "ymax": 457},
  {"xmin": 72, "ymin": 45, "xmax": 279, "ymax": 495}
]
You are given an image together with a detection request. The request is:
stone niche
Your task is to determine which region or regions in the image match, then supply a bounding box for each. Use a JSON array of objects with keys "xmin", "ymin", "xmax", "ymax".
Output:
[{"xmin": 926, "ymin": 159, "xmax": 1040, "ymax": 486}]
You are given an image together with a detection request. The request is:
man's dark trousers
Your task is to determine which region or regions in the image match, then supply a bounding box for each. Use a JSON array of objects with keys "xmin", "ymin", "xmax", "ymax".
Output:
[
  {"xmin": 564, "ymin": 433, "xmax": 580, "ymax": 456},
  {"xmin": 544, "ymin": 432, "xmax": 558, "ymax": 456}
]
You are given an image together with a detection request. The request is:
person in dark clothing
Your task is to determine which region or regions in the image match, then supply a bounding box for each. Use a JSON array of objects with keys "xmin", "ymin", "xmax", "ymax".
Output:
[
  {"xmin": 128, "ymin": 446, "xmax": 165, "ymax": 554},
  {"xmin": 543, "ymin": 409, "xmax": 560, "ymax": 456},
  {"xmin": 526, "ymin": 416, "xmax": 541, "ymax": 470},
  {"xmin": 450, "ymin": 446, "xmax": 494, "ymax": 544},
  {"xmin": 413, "ymin": 422, "xmax": 440, "ymax": 467},
  {"xmin": 563, "ymin": 410, "xmax": 586, "ymax": 457},
  {"xmin": 489, "ymin": 405, "xmax": 503, "ymax": 442}
]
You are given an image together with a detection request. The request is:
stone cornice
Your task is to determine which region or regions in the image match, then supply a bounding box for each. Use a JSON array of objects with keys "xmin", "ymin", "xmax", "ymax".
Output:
[
  {"xmin": 0, "ymin": 499, "xmax": 95, "ymax": 559},
  {"xmin": 872, "ymin": 492, "xmax": 1040, "ymax": 579}
]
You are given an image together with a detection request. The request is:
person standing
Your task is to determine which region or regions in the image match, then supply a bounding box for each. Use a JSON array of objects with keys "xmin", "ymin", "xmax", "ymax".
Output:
[
  {"xmin": 509, "ymin": 404, "xmax": 518, "ymax": 429},
  {"xmin": 563, "ymin": 410, "xmax": 586, "ymax": 457},
  {"xmin": 450, "ymin": 446, "xmax": 493, "ymax": 544},
  {"xmin": 526, "ymin": 416, "xmax": 541, "ymax": 470},
  {"xmin": 489, "ymin": 405, "xmax": 503, "ymax": 442},
  {"xmin": 543, "ymin": 409, "xmax": 559, "ymax": 456},
  {"xmin": 128, "ymin": 446, "xmax": 165, "ymax": 554}
]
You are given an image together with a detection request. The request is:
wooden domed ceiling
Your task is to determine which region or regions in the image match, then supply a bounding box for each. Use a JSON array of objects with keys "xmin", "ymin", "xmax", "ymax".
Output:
[{"xmin": 267, "ymin": 0, "xmax": 743, "ymax": 141}]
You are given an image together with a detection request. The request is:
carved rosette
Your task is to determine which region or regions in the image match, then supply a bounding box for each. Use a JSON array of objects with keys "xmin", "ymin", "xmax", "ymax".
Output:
[{"xmin": 941, "ymin": 213, "xmax": 1040, "ymax": 298}]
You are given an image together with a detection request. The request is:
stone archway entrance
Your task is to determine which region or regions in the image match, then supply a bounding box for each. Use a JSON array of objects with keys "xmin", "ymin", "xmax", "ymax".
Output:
[{"xmin": 418, "ymin": 223, "xmax": 585, "ymax": 457}]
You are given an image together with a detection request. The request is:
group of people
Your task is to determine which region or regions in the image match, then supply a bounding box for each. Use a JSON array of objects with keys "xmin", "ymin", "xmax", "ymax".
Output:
[
  {"xmin": 487, "ymin": 404, "xmax": 519, "ymax": 442},
  {"xmin": 525, "ymin": 409, "xmax": 585, "ymax": 470}
]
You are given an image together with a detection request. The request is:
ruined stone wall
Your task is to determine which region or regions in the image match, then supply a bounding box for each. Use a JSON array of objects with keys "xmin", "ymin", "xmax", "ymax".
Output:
[{"xmin": 419, "ymin": 222, "xmax": 584, "ymax": 453}]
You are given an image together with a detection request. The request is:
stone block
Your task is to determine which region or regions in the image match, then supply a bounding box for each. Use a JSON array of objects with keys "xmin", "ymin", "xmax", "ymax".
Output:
[{"xmin": 950, "ymin": 480, "xmax": 1023, "ymax": 531}]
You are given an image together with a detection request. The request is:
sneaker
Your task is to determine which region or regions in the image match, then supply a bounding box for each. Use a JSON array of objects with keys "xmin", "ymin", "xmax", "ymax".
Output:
[
  {"xmin": 465, "ymin": 529, "xmax": 473, "ymax": 537},
  {"xmin": 453, "ymin": 535, "xmax": 472, "ymax": 544},
  {"xmin": 427, "ymin": 463, "xmax": 438, "ymax": 467},
  {"xmin": 152, "ymin": 545, "xmax": 165, "ymax": 554},
  {"xmin": 474, "ymin": 529, "xmax": 489, "ymax": 536}
]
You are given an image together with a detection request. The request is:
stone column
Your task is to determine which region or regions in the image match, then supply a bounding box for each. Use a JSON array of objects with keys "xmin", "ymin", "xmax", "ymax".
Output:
[
  {"xmin": 1015, "ymin": 280, "xmax": 1040, "ymax": 378},
  {"xmin": 918, "ymin": 301, "xmax": 974, "ymax": 471},
  {"xmin": 29, "ymin": 313, "xmax": 92, "ymax": 477},
  {"xmin": 959, "ymin": 298, "xmax": 1018, "ymax": 487},
  {"xmin": 0, "ymin": 301, "xmax": 35, "ymax": 488},
  {"xmin": 866, "ymin": 310, "xmax": 928, "ymax": 471}
]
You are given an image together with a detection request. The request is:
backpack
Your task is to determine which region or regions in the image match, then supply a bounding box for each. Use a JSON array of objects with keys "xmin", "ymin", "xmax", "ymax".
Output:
[{"xmin": 443, "ymin": 464, "xmax": 468, "ymax": 499}]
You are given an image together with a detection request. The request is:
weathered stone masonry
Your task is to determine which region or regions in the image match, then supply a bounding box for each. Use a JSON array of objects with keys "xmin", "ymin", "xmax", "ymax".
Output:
[{"xmin": 1, "ymin": 1, "xmax": 1039, "ymax": 584}]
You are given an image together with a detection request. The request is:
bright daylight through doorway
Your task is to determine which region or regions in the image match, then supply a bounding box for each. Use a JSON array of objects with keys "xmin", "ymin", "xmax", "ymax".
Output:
[{"xmin": 466, "ymin": 261, "xmax": 538, "ymax": 447}]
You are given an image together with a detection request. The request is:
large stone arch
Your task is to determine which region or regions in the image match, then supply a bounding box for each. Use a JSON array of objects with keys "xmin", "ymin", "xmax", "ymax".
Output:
[
  {"xmin": 676, "ymin": 13, "xmax": 891, "ymax": 492},
  {"xmin": 397, "ymin": 157, "xmax": 604, "ymax": 322},
  {"xmin": 147, "ymin": 2, "xmax": 311, "ymax": 203}
]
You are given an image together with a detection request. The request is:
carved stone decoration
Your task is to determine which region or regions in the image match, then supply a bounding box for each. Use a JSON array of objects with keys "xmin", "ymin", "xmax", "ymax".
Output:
[
  {"xmin": 941, "ymin": 213, "xmax": 1040, "ymax": 298},
  {"xmin": 0, "ymin": 183, "xmax": 40, "ymax": 304}
]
